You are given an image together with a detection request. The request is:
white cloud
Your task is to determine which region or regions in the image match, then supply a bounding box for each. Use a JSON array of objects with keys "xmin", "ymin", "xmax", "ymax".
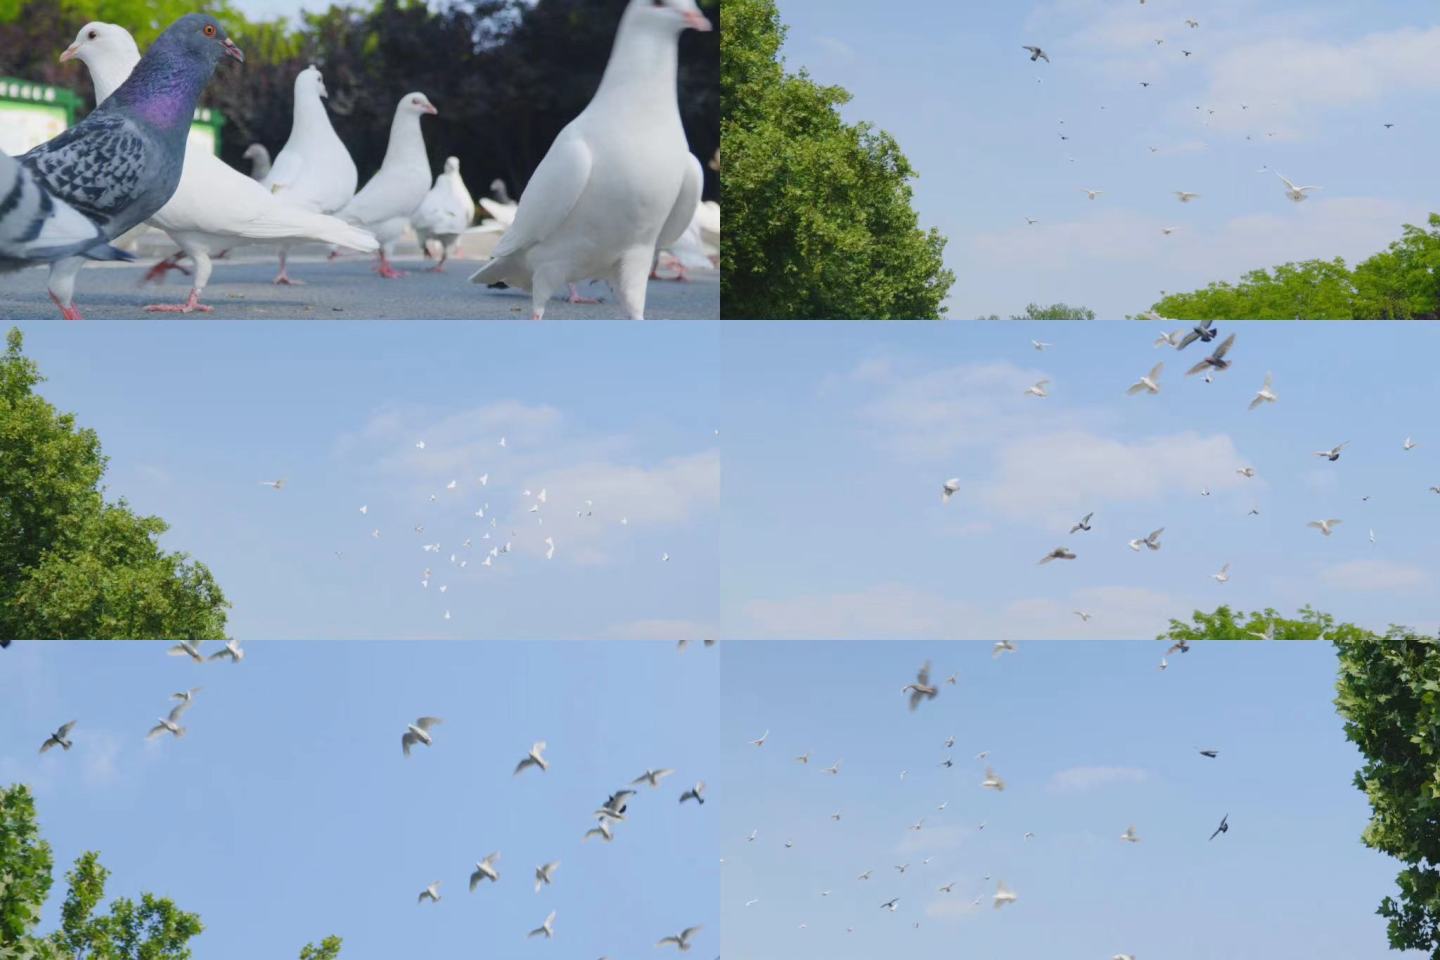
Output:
[
  {"xmin": 1047, "ymin": 765, "xmax": 1149, "ymax": 794},
  {"xmin": 976, "ymin": 428, "xmax": 1251, "ymax": 528},
  {"xmin": 1319, "ymin": 558, "xmax": 1430, "ymax": 593},
  {"xmin": 736, "ymin": 582, "xmax": 1185, "ymax": 640}
]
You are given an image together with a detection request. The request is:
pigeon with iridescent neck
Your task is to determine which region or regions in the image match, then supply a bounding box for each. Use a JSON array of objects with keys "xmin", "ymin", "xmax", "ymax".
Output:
[{"xmin": 24, "ymin": 14, "xmax": 244, "ymax": 319}]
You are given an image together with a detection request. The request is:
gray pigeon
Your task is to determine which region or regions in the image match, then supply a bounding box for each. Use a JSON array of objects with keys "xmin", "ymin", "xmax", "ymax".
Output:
[
  {"xmin": 21, "ymin": 13, "xmax": 243, "ymax": 318},
  {"xmin": 0, "ymin": 151, "xmax": 130, "ymax": 269}
]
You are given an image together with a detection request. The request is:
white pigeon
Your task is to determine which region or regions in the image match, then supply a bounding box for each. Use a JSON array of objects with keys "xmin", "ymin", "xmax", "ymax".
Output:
[
  {"xmin": 1237, "ymin": 467, "xmax": 1256, "ymax": 478},
  {"xmin": 655, "ymin": 199, "xmax": 717, "ymax": 280},
  {"xmin": 1024, "ymin": 379, "xmax": 1050, "ymax": 398},
  {"xmin": 468, "ymin": 0, "xmax": 713, "ymax": 319},
  {"xmin": 1249, "ymin": 372, "xmax": 1278, "ymax": 410},
  {"xmin": 61, "ymin": 24, "xmax": 377, "ymax": 311},
  {"xmin": 583, "ymin": 820, "xmax": 614, "ymax": 842},
  {"xmin": 1082, "ymin": 190, "xmax": 1102, "ymax": 200},
  {"xmin": 981, "ymin": 767, "xmax": 1006, "ymax": 791},
  {"xmin": 993, "ymin": 880, "xmax": 1017, "ymax": 909},
  {"xmin": 992, "ymin": 640, "xmax": 1016, "ymax": 658},
  {"xmin": 1129, "ymin": 528, "xmax": 1164, "ymax": 551},
  {"xmin": 417, "ymin": 881, "xmax": 442, "ymax": 904},
  {"xmin": 657, "ymin": 926, "xmax": 702, "ymax": 951},
  {"xmin": 146, "ymin": 701, "xmax": 190, "ymax": 740},
  {"xmin": 1276, "ymin": 172, "xmax": 1319, "ymax": 202},
  {"xmin": 469, "ymin": 852, "xmax": 500, "ymax": 890},
  {"xmin": 528, "ymin": 910, "xmax": 557, "ymax": 939},
  {"xmin": 1031, "ymin": 339, "xmax": 1052, "ymax": 350},
  {"xmin": 632, "ymin": 768, "xmax": 675, "ymax": 788},
  {"xmin": 1307, "ymin": 518, "xmax": 1342, "ymax": 536},
  {"xmin": 208, "ymin": 639, "xmax": 244, "ymax": 663},
  {"xmin": 1403, "ymin": 437, "xmax": 1417, "ymax": 451},
  {"xmin": 411, "ymin": 155, "xmax": 475, "ymax": 270},
  {"xmin": 337, "ymin": 92, "xmax": 438, "ymax": 278},
  {"xmin": 1212, "ymin": 562, "xmax": 1230, "ymax": 583},
  {"xmin": 1127, "ymin": 362, "xmax": 1163, "ymax": 395},
  {"xmin": 263, "ymin": 65, "xmax": 363, "ymax": 284},
  {"xmin": 514, "ymin": 741, "xmax": 549, "ymax": 774},
  {"xmin": 941, "ymin": 478, "xmax": 961, "ymax": 503},
  {"xmin": 750, "ymin": 730, "xmax": 769, "ymax": 747},
  {"xmin": 1175, "ymin": 191, "xmax": 1200, "ymax": 203},
  {"xmin": 534, "ymin": 861, "xmax": 559, "ymax": 893},
  {"xmin": 401, "ymin": 716, "xmax": 442, "ymax": 756},
  {"xmin": 1074, "ymin": 610, "xmax": 1092, "ymax": 622},
  {"xmin": 1121, "ymin": 825, "xmax": 1140, "ymax": 843}
]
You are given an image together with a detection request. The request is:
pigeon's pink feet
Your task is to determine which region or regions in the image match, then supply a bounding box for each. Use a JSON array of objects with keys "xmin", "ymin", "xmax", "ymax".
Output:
[
  {"xmin": 141, "ymin": 253, "xmax": 191, "ymax": 285},
  {"xmin": 567, "ymin": 284, "xmax": 600, "ymax": 304},
  {"xmin": 49, "ymin": 291, "xmax": 83, "ymax": 321},
  {"xmin": 272, "ymin": 271, "xmax": 305, "ymax": 286},
  {"xmin": 656, "ymin": 266, "xmax": 691, "ymax": 283},
  {"xmin": 374, "ymin": 256, "xmax": 406, "ymax": 279},
  {"xmin": 143, "ymin": 289, "xmax": 213, "ymax": 314}
]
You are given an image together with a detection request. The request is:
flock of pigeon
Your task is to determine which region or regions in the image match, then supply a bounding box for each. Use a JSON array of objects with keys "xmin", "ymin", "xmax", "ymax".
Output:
[
  {"xmin": 1017, "ymin": 5, "xmax": 1340, "ymax": 233},
  {"xmin": 0, "ymin": 0, "xmax": 717, "ymax": 320},
  {"xmin": 30, "ymin": 639, "xmax": 708, "ymax": 955},
  {"xmin": 938, "ymin": 324, "xmax": 1432, "ymax": 632},
  {"xmin": 730, "ymin": 646, "xmax": 1232, "ymax": 955},
  {"xmin": 262, "ymin": 431, "xmax": 685, "ymax": 627}
]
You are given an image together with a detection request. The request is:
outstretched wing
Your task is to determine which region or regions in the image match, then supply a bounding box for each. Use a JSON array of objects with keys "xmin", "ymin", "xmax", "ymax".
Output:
[{"xmin": 22, "ymin": 113, "xmax": 151, "ymax": 233}]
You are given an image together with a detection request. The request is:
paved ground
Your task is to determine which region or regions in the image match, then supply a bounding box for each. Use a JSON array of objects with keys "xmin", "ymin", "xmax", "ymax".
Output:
[{"xmin": 0, "ymin": 253, "xmax": 719, "ymax": 321}]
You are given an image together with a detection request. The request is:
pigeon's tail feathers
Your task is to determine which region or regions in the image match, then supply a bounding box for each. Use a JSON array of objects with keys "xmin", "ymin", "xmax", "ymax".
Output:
[
  {"xmin": 468, "ymin": 253, "xmax": 522, "ymax": 286},
  {"xmin": 228, "ymin": 204, "xmax": 379, "ymax": 252},
  {"xmin": 82, "ymin": 241, "xmax": 134, "ymax": 263}
]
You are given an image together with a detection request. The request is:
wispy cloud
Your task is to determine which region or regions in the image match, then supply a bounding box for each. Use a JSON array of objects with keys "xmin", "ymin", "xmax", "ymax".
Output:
[{"xmin": 1319, "ymin": 558, "xmax": 1430, "ymax": 593}]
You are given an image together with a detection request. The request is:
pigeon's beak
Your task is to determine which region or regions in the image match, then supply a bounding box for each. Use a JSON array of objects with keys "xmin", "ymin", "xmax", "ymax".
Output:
[
  {"xmin": 58, "ymin": 42, "xmax": 80, "ymax": 63},
  {"xmin": 222, "ymin": 38, "xmax": 245, "ymax": 63},
  {"xmin": 422, "ymin": 102, "xmax": 438, "ymax": 115},
  {"xmin": 683, "ymin": 10, "xmax": 713, "ymax": 31}
]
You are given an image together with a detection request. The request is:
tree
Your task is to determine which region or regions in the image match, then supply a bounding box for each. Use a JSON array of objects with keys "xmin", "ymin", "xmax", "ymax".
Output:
[
  {"xmin": 0, "ymin": 329, "xmax": 229, "ymax": 640},
  {"xmin": 1333, "ymin": 629, "xmax": 1440, "ymax": 957},
  {"xmin": 721, "ymin": 0, "xmax": 953, "ymax": 319},
  {"xmin": 0, "ymin": 784, "xmax": 204, "ymax": 960},
  {"xmin": 299, "ymin": 935, "xmax": 343, "ymax": 960},
  {"xmin": 1157, "ymin": 604, "xmax": 1364, "ymax": 641},
  {"xmin": 1146, "ymin": 214, "xmax": 1440, "ymax": 320},
  {"xmin": 999, "ymin": 302, "xmax": 1096, "ymax": 321}
]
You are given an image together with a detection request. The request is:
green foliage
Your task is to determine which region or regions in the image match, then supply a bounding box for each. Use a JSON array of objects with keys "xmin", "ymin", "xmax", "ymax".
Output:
[
  {"xmin": 0, "ymin": 329, "xmax": 229, "ymax": 640},
  {"xmin": 976, "ymin": 302, "xmax": 1097, "ymax": 321},
  {"xmin": 1148, "ymin": 214, "xmax": 1440, "ymax": 320},
  {"xmin": 1157, "ymin": 605, "xmax": 1375, "ymax": 641},
  {"xmin": 720, "ymin": 0, "xmax": 953, "ymax": 319},
  {"xmin": 299, "ymin": 935, "xmax": 344, "ymax": 960},
  {"xmin": 0, "ymin": 784, "xmax": 204, "ymax": 960},
  {"xmin": 1333, "ymin": 630, "xmax": 1440, "ymax": 957}
]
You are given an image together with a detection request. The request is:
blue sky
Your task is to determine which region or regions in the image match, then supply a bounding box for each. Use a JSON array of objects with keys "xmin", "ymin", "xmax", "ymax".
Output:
[
  {"xmin": 722, "ymin": 639, "xmax": 1423, "ymax": 960},
  {"xmin": 774, "ymin": 0, "xmax": 1440, "ymax": 318},
  {"xmin": 12, "ymin": 321, "xmax": 718, "ymax": 640},
  {"xmin": 0, "ymin": 640, "xmax": 717, "ymax": 960},
  {"xmin": 722, "ymin": 321, "xmax": 1440, "ymax": 640}
]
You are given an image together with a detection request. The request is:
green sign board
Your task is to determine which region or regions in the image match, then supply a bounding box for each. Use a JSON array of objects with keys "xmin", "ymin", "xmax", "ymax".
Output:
[{"xmin": 0, "ymin": 76, "xmax": 226, "ymax": 155}]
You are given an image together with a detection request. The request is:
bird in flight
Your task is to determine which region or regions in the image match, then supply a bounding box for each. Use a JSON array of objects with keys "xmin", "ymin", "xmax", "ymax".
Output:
[
  {"xmin": 514, "ymin": 741, "xmax": 549, "ymax": 774},
  {"xmin": 1249, "ymin": 372, "xmax": 1278, "ymax": 410},
  {"xmin": 657, "ymin": 926, "xmax": 702, "ymax": 951},
  {"xmin": 1121, "ymin": 825, "xmax": 1140, "ymax": 843},
  {"xmin": 1177, "ymin": 319, "xmax": 1218, "ymax": 350},
  {"xmin": 1069, "ymin": 511, "xmax": 1094, "ymax": 533},
  {"xmin": 417, "ymin": 881, "xmax": 442, "ymax": 904},
  {"xmin": 904, "ymin": 662, "xmax": 938, "ymax": 711},
  {"xmin": 1174, "ymin": 190, "xmax": 1200, "ymax": 203},
  {"xmin": 401, "ymin": 717, "xmax": 442, "ymax": 757},
  {"xmin": 1025, "ymin": 379, "xmax": 1050, "ymax": 398},
  {"xmin": 993, "ymin": 880, "xmax": 1017, "ymax": 909},
  {"xmin": 1038, "ymin": 546, "xmax": 1077, "ymax": 564},
  {"xmin": 1307, "ymin": 518, "xmax": 1343, "ymax": 537},
  {"xmin": 39, "ymin": 721, "xmax": 76, "ymax": 754},
  {"xmin": 942, "ymin": 478, "xmax": 961, "ymax": 503},
  {"xmin": 1128, "ymin": 528, "xmax": 1164, "ymax": 552},
  {"xmin": 1212, "ymin": 563, "xmax": 1230, "ymax": 584},
  {"xmin": 750, "ymin": 730, "xmax": 769, "ymax": 747},
  {"xmin": 469, "ymin": 853, "xmax": 500, "ymax": 889},
  {"xmin": 1276, "ymin": 172, "xmax": 1320, "ymax": 202},
  {"xmin": 1127, "ymin": 362, "xmax": 1164, "ymax": 396},
  {"xmin": 1022, "ymin": 45, "xmax": 1050, "ymax": 63},
  {"xmin": 1314, "ymin": 442, "xmax": 1348, "ymax": 462},
  {"xmin": 1198, "ymin": 748, "xmax": 1219, "ymax": 758},
  {"xmin": 1186, "ymin": 333, "xmax": 1236, "ymax": 376},
  {"xmin": 1209, "ymin": 814, "xmax": 1230, "ymax": 840}
]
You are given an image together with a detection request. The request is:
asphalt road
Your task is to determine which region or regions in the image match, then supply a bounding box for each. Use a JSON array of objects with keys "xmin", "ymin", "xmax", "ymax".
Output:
[{"xmin": 0, "ymin": 253, "xmax": 719, "ymax": 321}]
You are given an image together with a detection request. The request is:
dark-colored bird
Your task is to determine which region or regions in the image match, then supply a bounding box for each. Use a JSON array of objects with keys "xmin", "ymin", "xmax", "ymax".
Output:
[
  {"xmin": 1197, "ymin": 748, "xmax": 1219, "ymax": 758},
  {"xmin": 20, "ymin": 13, "xmax": 244, "ymax": 319},
  {"xmin": 0, "ymin": 152, "xmax": 130, "ymax": 270},
  {"xmin": 904, "ymin": 662, "xmax": 938, "ymax": 711},
  {"xmin": 1176, "ymin": 319, "xmax": 1218, "ymax": 349},
  {"xmin": 1069, "ymin": 512, "xmax": 1094, "ymax": 534},
  {"xmin": 1186, "ymin": 333, "xmax": 1236, "ymax": 376},
  {"xmin": 1167, "ymin": 640, "xmax": 1191, "ymax": 655},
  {"xmin": 1209, "ymin": 814, "xmax": 1229, "ymax": 840},
  {"xmin": 1038, "ymin": 546, "xmax": 1077, "ymax": 564},
  {"xmin": 1023, "ymin": 45, "xmax": 1050, "ymax": 63}
]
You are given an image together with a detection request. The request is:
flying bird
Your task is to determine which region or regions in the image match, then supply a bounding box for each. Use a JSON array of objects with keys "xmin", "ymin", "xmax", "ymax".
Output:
[
  {"xmin": 1069, "ymin": 512, "xmax": 1094, "ymax": 533},
  {"xmin": 401, "ymin": 717, "xmax": 442, "ymax": 757},
  {"xmin": 417, "ymin": 881, "xmax": 441, "ymax": 904},
  {"xmin": 942, "ymin": 478, "xmax": 961, "ymax": 503},
  {"xmin": 1126, "ymin": 362, "xmax": 1163, "ymax": 395},
  {"xmin": 1314, "ymin": 442, "xmax": 1348, "ymax": 462},
  {"xmin": 1307, "ymin": 518, "xmax": 1342, "ymax": 536},
  {"xmin": 657, "ymin": 927, "xmax": 703, "ymax": 951},
  {"xmin": 146, "ymin": 701, "xmax": 190, "ymax": 740},
  {"xmin": 534, "ymin": 861, "xmax": 559, "ymax": 893},
  {"xmin": 1038, "ymin": 546, "xmax": 1077, "ymax": 564},
  {"xmin": 1276, "ymin": 172, "xmax": 1319, "ymax": 202},
  {"xmin": 1024, "ymin": 379, "xmax": 1050, "ymax": 398},
  {"xmin": 679, "ymin": 782, "xmax": 706, "ymax": 804},
  {"xmin": 1249, "ymin": 372, "xmax": 1278, "ymax": 410},
  {"xmin": 904, "ymin": 662, "xmax": 938, "ymax": 711},
  {"xmin": 993, "ymin": 880, "xmax": 1017, "ymax": 909},
  {"xmin": 1209, "ymin": 814, "xmax": 1229, "ymax": 840},
  {"xmin": 469, "ymin": 853, "xmax": 500, "ymax": 889},
  {"xmin": 39, "ymin": 721, "xmax": 77, "ymax": 754},
  {"xmin": 1022, "ymin": 45, "xmax": 1050, "ymax": 62},
  {"xmin": 1186, "ymin": 333, "xmax": 1236, "ymax": 376},
  {"xmin": 514, "ymin": 741, "xmax": 549, "ymax": 774},
  {"xmin": 528, "ymin": 909, "xmax": 556, "ymax": 939}
]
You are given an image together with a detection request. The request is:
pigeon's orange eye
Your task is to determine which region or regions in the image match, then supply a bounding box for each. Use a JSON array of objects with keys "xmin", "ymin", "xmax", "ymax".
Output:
[{"xmin": 203, "ymin": 24, "xmax": 216, "ymax": 37}]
